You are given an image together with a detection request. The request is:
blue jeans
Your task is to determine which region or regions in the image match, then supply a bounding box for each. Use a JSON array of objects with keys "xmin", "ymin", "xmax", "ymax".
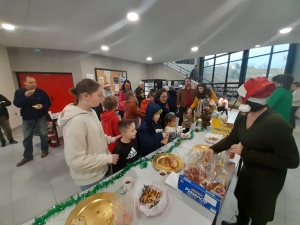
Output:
[
  {"xmin": 22, "ymin": 115, "xmax": 49, "ymax": 159},
  {"xmin": 80, "ymin": 175, "xmax": 108, "ymax": 192}
]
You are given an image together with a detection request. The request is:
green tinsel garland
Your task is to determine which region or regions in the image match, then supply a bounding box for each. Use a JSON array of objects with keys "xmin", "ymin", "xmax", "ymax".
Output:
[{"xmin": 32, "ymin": 130, "xmax": 195, "ymax": 225}]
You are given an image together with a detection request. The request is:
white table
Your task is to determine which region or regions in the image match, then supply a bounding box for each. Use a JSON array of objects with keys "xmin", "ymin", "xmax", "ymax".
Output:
[{"xmin": 24, "ymin": 112, "xmax": 240, "ymax": 225}]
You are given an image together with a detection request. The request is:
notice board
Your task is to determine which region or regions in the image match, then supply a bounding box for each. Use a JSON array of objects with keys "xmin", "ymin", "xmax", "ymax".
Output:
[{"xmin": 94, "ymin": 68, "xmax": 127, "ymax": 94}]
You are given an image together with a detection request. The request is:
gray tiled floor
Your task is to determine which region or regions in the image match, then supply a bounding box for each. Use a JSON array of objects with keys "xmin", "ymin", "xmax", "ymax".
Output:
[{"xmin": 0, "ymin": 119, "xmax": 299, "ymax": 225}]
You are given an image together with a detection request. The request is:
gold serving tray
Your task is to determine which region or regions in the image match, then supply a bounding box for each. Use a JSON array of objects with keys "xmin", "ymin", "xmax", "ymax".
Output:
[
  {"xmin": 152, "ymin": 153, "xmax": 184, "ymax": 173},
  {"xmin": 192, "ymin": 144, "xmax": 211, "ymax": 153},
  {"xmin": 65, "ymin": 192, "xmax": 115, "ymax": 225}
]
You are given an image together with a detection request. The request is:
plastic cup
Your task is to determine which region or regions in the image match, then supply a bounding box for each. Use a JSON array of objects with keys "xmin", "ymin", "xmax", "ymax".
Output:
[
  {"xmin": 158, "ymin": 170, "xmax": 167, "ymax": 185},
  {"xmin": 123, "ymin": 177, "xmax": 133, "ymax": 191}
]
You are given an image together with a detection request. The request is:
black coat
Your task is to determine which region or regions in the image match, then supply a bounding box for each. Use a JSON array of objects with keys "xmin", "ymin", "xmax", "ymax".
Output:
[
  {"xmin": 0, "ymin": 94, "xmax": 11, "ymax": 119},
  {"xmin": 134, "ymin": 87, "xmax": 145, "ymax": 107},
  {"xmin": 168, "ymin": 90, "xmax": 177, "ymax": 113}
]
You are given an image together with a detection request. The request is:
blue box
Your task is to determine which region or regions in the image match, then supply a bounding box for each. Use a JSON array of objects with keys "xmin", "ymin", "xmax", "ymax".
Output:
[{"xmin": 178, "ymin": 175, "xmax": 222, "ymax": 214}]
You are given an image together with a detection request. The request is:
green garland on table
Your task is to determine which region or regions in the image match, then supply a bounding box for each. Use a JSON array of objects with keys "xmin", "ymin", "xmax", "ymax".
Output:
[{"xmin": 32, "ymin": 130, "xmax": 195, "ymax": 225}]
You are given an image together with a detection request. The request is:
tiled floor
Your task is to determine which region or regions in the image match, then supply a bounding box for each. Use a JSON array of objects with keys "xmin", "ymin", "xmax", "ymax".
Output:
[{"xmin": 0, "ymin": 120, "xmax": 299, "ymax": 225}]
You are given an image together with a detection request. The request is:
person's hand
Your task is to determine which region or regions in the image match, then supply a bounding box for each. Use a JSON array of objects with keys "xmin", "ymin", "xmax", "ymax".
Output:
[
  {"xmin": 162, "ymin": 132, "xmax": 168, "ymax": 139},
  {"xmin": 205, "ymin": 148, "xmax": 214, "ymax": 161},
  {"xmin": 35, "ymin": 104, "xmax": 43, "ymax": 110},
  {"xmin": 25, "ymin": 90, "xmax": 34, "ymax": 97},
  {"xmin": 182, "ymin": 133, "xmax": 189, "ymax": 138},
  {"xmin": 229, "ymin": 143, "xmax": 243, "ymax": 155},
  {"xmin": 115, "ymin": 135, "xmax": 122, "ymax": 140},
  {"xmin": 112, "ymin": 154, "xmax": 119, "ymax": 165}
]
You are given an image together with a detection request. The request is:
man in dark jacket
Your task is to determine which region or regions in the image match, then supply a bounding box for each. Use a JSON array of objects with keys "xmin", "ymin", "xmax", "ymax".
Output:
[
  {"xmin": 134, "ymin": 81, "xmax": 145, "ymax": 107},
  {"xmin": 137, "ymin": 102, "xmax": 168, "ymax": 157},
  {"xmin": 0, "ymin": 94, "xmax": 18, "ymax": 147},
  {"xmin": 190, "ymin": 65, "xmax": 199, "ymax": 81},
  {"xmin": 13, "ymin": 76, "xmax": 51, "ymax": 167}
]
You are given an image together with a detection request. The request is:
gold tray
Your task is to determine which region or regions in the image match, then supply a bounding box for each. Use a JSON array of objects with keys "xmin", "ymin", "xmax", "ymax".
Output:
[
  {"xmin": 192, "ymin": 144, "xmax": 211, "ymax": 153},
  {"xmin": 152, "ymin": 153, "xmax": 184, "ymax": 173},
  {"xmin": 65, "ymin": 192, "xmax": 115, "ymax": 225}
]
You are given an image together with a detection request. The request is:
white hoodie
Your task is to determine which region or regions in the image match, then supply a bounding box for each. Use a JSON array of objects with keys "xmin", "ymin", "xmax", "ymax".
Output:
[
  {"xmin": 58, "ymin": 104, "xmax": 116, "ymax": 186},
  {"xmin": 292, "ymin": 89, "xmax": 300, "ymax": 107}
]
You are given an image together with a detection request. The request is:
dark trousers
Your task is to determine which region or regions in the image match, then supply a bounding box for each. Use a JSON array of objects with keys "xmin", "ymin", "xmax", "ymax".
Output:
[
  {"xmin": 22, "ymin": 116, "xmax": 49, "ymax": 159},
  {"xmin": 119, "ymin": 111, "xmax": 124, "ymax": 119},
  {"xmin": 237, "ymin": 203, "xmax": 266, "ymax": 225},
  {"xmin": 290, "ymin": 106, "xmax": 299, "ymax": 128},
  {"xmin": 0, "ymin": 115, "xmax": 13, "ymax": 141},
  {"xmin": 178, "ymin": 107, "xmax": 186, "ymax": 126},
  {"xmin": 217, "ymin": 106, "xmax": 228, "ymax": 116}
]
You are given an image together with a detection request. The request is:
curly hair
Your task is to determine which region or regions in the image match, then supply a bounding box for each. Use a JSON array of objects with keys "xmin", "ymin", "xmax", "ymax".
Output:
[{"xmin": 102, "ymin": 95, "xmax": 118, "ymax": 110}]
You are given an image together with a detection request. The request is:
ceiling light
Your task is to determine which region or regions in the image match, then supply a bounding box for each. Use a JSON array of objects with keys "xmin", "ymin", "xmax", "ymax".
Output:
[
  {"xmin": 1, "ymin": 23, "xmax": 15, "ymax": 30},
  {"xmin": 147, "ymin": 57, "xmax": 152, "ymax": 61},
  {"xmin": 191, "ymin": 47, "xmax": 198, "ymax": 52},
  {"xmin": 127, "ymin": 12, "xmax": 139, "ymax": 21},
  {"xmin": 101, "ymin": 46, "xmax": 109, "ymax": 51},
  {"xmin": 255, "ymin": 45, "xmax": 260, "ymax": 47},
  {"xmin": 279, "ymin": 27, "xmax": 292, "ymax": 34}
]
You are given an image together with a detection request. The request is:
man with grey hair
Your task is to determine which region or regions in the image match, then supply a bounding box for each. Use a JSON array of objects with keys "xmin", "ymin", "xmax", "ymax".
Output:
[{"xmin": 135, "ymin": 81, "xmax": 145, "ymax": 107}]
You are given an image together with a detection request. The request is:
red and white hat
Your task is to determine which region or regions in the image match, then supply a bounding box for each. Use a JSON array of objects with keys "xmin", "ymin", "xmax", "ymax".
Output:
[
  {"xmin": 237, "ymin": 77, "xmax": 276, "ymax": 112},
  {"xmin": 104, "ymin": 82, "xmax": 110, "ymax": 87}
]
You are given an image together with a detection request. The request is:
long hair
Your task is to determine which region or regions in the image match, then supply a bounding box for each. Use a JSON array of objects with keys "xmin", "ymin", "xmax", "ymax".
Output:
[
  {"xmin": 154, "ymin": 88, "xmax": 167, "ymax": 105},
  {"xmin": 120, "ymin": 80, "xmax": 132, "ymax": 92},
  {"xmin": 196, "ymin": 83, "xmax": 211, "ymax": 99}
]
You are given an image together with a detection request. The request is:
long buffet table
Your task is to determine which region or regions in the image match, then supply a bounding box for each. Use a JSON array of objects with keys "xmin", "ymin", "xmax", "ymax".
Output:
[{"xmin": 24, "ymin": 112, "xmax": 239, "ymax": 225}]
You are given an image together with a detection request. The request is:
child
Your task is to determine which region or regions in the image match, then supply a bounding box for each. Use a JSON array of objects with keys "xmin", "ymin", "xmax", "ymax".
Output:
[
  {"xmin": 100, "ymin": 95, "xmax": 120, "ymax": 152},
  {"xmin": 162, "ymin": 113, "xmax": 189, "ymax": 144},
  {"xmin": 112, "ymin": 120, "xmax": 139, "ymax": 173},
  {"xmin": 137, "ymin": 102, "xmax": 168, "ymax": 157},
  {"xmin": 182, "ymin": 108, "xmax": 195, "ymax": 133},
  {"xmin": 124, "ymin": 91, "xmax": 145, "ymax": 128},
  {"xmin": 140, "ymin": 92, "xmax": 155, "ymax": 122},
  {"xmin": 58, "ymin": 78, "xmax": 121, "ymax": 191}
]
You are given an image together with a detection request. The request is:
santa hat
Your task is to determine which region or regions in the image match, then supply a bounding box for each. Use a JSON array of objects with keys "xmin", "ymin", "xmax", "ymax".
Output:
[
  {"xmin": 104, "ymin": 82, "xmax": 110, "ymax": 87},
  {"xmin": 237, "ymin": 77, "xmax": 276, "ymax": 112}
]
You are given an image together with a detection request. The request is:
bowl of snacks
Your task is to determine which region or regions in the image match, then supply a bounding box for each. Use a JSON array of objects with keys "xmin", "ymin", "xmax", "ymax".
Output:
[
  {"xmin": 136, "ymin": 185, "xmax": 168, "ymax": 216},
  {"xmin": 205, "ymin": 132, "xmax": 223, "ymax": 144}
]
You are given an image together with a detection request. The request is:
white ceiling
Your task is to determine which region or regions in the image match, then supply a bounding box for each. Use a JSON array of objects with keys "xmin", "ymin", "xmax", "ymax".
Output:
[{"xmin": 0, "ymin": 0, "xmax": 299, "ymax": 63}]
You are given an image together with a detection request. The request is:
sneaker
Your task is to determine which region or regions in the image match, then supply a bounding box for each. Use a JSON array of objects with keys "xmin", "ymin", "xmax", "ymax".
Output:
[
  {"xmin": 1, "ymin": 140, "xmax": 6, "ymax": 147},
  {"xmin": 9, "ymin": 139, "xmax": 18, "ymax": 144}
]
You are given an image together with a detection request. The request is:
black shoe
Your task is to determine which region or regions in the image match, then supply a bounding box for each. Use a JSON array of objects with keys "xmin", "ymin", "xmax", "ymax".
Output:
[
  {"xmin": 9, "ymin": 139, "xmax": 18, "ymax": 144},
  {"xmin": 1, "ymin": 140, "xmax": 6, "ymax": 147},
  {"xmin": 221, "ymin": 221, "xmax": 249, "ymax": 225}
]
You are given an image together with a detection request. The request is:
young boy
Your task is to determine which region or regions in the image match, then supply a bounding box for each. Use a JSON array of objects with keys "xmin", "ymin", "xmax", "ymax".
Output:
[
  {"xmin": 101, "ymin": 95, "xmax": 120, "ymax": 152},
  {"xmin": 124, "ymin": 91, "xmax": 145, "ymax": 127},
  {"xmin": 137, "ymin": 102, "xmax": 168, "ymax": 157},
  {"xmin": 140, "ymin": 92, "xmax": 155, "ymax": 122},
  {"xmin": 112, "ymin": 120, "xmax": 139, "ymax": 173}
]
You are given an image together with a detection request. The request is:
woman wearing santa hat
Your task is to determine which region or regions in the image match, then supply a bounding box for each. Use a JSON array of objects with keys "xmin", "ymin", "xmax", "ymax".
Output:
[
  {"xmin": 205, "ymin": 77, "xmax": 299, "ymax": 225},
  {"xmin": 103, "ymin": 82, "xmax": 114, "ymax": 97}
]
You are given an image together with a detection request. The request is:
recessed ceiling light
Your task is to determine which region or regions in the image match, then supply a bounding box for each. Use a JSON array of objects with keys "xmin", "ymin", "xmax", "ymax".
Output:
[
  {"xmin": 2, "ymin": 23, "xmax": 15, "ymax": 30},
  {"xmin": 146, "ymin": 57, "xmax": 152, "ymax": 61},
  {"xmin": 255, "ymin": 45, "xmax": 260, "ymax": 47},
  {"xmin": 191, "ymin": 47, "xmax": 198, "ymax": 52},
  {"xmin": 127, "ymin": 12, "xmax": 139, "ymax": 21},
  {"xmin": 101, "ymin": 46, "xmax": 109, "ymax": 51},
  {"xmin": 279, "ymin": 27, "xmax": 292, "ymax": 34}
]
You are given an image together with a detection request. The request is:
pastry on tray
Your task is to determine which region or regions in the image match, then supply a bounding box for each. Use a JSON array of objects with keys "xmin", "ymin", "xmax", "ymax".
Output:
[{"xmin": 71, "ymin": 216, "xmax": 86, "ymax": 225}]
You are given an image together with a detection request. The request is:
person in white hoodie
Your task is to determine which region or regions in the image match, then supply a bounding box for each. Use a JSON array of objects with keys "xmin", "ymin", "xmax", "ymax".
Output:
[
  {"xmin": 58, "ymin": 78, "xmax": 120, "ymax": 191},
  {"xmin": 291, "ymin": 81, "xmax": 300, "ymax": 128}
]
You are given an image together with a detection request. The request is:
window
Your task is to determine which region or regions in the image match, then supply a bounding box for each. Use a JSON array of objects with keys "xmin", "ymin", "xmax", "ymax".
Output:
[
  {"xmin": 205, "ymin": 55, "xmax": 214, "ymax": 59},
  {"xmin": 213, "ymin": 63, "xmax": 228, "ymax": 83},
  {"xmin": 269, "ymin": 52, "xmax": 288, "ymax": 77},
  {"xmin": 249, "ymin": 46, "xmax": 271, "ymax": 57},
  {"xmin": 175, "ymin": 58, "xmax": 195, "ymax": 64},
  {"xmin": 245, "ymin": 55, "xmax": 270, "ymax": 80},
  {"xmin": 204, "ymin": 58, "xmax": 214, "ymax": 67},
  {"xmin": 215, "ymin": 55, "xmax": 228, "ymax": 64},
  {"xmin": 227, "ymin": 60, "xmax": 242, "ymax": 82},
  {"xmin": 203, "ymin": 67, "xmax": 213, "ymax": 83},
  {"xmin": 273, "ymin": 44, "xmax": 289, "ymax": 52},
  {"xmin": 230, "ymin": 51, "xmax": 243, "ymax": 61}
]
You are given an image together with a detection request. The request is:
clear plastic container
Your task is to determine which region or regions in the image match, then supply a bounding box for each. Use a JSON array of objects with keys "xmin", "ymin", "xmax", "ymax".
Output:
[{"xmin": 113, "ymin": 185, "xmax": 134, "ymax": 225}]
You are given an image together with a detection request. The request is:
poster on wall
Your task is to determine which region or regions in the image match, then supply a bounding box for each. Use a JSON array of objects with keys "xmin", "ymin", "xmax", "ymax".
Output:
[{"xmin": 95, "ymin": 68, "xmax": 127, "ymax": 94}]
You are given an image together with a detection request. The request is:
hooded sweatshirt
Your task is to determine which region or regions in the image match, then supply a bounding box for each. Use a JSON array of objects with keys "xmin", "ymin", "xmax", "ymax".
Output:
[
  {"xmin": 58, "ymin": 104, "xmax": 116, "ymax": 186},
  {"xmin": 137, "ymin": 102, "xmax": 163, "ymax": 157},
  {"xmin": 101, "ymin": 110, "xmax": 120, "ymax": 152}
]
